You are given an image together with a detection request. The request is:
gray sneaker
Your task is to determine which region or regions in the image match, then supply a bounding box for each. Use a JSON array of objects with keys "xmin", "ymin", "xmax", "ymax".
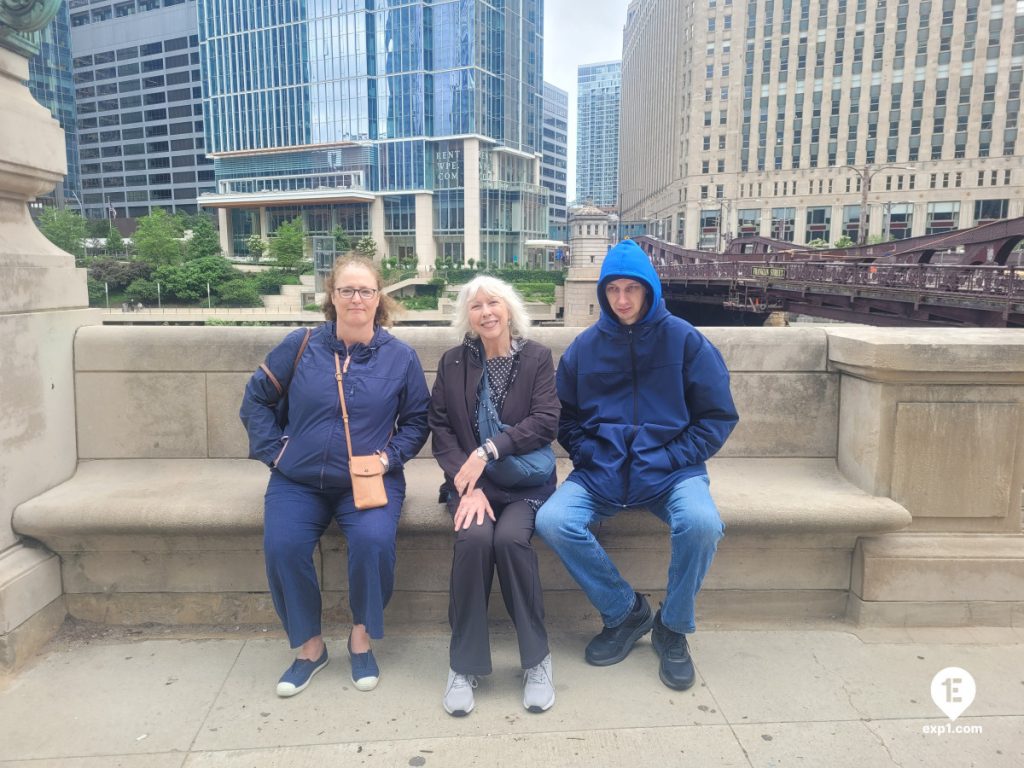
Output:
[
  {"xmin": 443, "ymin": 668, "xmax": 477, "ymax": 716},
  {"xmin": 522, "ymin": 653, "xmax": 555, "ymax": 713}
]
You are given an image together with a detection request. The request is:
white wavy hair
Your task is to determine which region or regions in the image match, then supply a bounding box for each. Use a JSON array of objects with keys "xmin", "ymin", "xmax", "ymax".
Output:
[{"xmin": 452, "ymin": 275, "xmax": 531, "ymax": 340}]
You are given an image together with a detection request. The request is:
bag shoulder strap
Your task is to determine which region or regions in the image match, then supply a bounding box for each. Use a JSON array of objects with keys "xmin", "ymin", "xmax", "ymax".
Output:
[
  {"xmin": 334, "ymin": 351, "xmax": 355, "ymax": 462},
  {"xmin": 260, "ymin": 327, "xmax": 312, "ymax": 398}
]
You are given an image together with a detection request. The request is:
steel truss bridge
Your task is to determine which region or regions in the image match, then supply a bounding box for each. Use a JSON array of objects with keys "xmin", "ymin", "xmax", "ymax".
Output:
[{"xmin": 635, "ymin": 217, "xmax": 1024, "ymax": 327}]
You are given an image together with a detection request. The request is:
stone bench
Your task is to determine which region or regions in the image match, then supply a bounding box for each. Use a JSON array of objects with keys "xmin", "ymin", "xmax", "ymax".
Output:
[
  {"xmin": 12, "ymin": 324, "xmax": 916, "ymax": 627},
  {"xmin": 14, "ymin": 457, "xmax": 909, "ymax": 626}
]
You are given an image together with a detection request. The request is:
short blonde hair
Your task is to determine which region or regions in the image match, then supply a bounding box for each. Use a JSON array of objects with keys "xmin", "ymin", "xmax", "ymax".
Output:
[
  {"xmin": 320, "ymin": 254, "xmax": 399, "ymax": 327},
  {"xmin": 452, "ymin": 276, "xmax": 531, "ymax": 340}
]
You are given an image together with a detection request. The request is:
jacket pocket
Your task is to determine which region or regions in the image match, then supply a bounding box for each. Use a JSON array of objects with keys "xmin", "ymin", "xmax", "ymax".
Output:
[
  {"xmin": 271, "ymin": 436, "xmax": 290, "ymax": 469},
  {"xmin": 575, "ymin": 440, "xmax": 596, "ymax": 468}
]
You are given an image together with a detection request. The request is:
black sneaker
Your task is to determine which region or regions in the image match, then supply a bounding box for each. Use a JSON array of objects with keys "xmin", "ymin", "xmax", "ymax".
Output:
[
  {"xmin": 651, "ymin": 609, "xmax": 695, "ymax": 691},
  {"xmin": 584, "ymin": 593, "xmax": 654, "ymax": 666}
]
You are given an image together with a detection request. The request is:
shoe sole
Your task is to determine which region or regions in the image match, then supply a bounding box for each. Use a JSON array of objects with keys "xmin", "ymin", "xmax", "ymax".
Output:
[
  {"xmin": 276, "ymin": 657, "xmax": 329, "ymax": 698},
  {"xmin": 584, "ymin": 614, "xmax": 655, "ymax": 667},
  {"xmin": 443, "ymin": 702, "xmax": 474, "ymax": 717}
]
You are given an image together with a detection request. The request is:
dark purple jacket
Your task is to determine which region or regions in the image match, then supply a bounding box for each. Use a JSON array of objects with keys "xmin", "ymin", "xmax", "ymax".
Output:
[{"xmin": 429, "ymin": 338, "xmax": 560, "ymax": 506}]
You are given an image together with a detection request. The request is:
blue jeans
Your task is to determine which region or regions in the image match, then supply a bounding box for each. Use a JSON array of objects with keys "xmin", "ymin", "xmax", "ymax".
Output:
[{"xmin": 535, "ymin": 475, "xmax": 724, "ymax": 634}]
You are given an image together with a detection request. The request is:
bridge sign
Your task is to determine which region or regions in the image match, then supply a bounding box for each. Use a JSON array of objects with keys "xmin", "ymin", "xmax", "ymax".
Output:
[{"xmin": 753, "ymin": 266, "xmax": 787, "ymax": 278}]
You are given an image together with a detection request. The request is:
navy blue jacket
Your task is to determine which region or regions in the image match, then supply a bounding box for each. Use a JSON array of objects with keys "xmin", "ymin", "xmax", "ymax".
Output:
[
  {"xmin": 240, "ymin": 323, "xmax": 430, "ymax": 491},
  {"xmin": 557, "ymin": 240, "xmax": 739, "ymax": 506}
]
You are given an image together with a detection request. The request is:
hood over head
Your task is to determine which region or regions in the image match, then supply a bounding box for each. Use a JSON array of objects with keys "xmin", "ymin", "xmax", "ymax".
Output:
[{"xmin": 597, "ymin": 239, "xmax": 663, "ymax": 325}]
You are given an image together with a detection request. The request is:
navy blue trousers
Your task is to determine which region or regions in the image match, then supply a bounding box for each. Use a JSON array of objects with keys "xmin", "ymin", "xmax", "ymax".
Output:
[{"xmin": 263, "ymin": 470, "xmax": 405, "ymax": 648}]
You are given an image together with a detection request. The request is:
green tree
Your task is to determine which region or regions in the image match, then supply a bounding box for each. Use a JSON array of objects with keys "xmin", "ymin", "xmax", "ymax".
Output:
[
  {"xmin": 246, "ymin": 234, "xmax": 267, "ymax": 263},
  {"xmin": 155, "ymin": 255, "xmax": 235, "ymax": 303},
  {"xmin": 270, "ymin": 218, "xmax": 307, "ymax": 274},
  {"xmin": 87, "ymin": 218, "xmax": 111, "ymax": 239},
  {"xmin": 185, "ymin": 215, "xmax": 221, "ymax": 261},
  {"xmin": 355, "ymin": 235, "xmax": 377, "ymax": 260},
  {"xmin": 833, "ymin": 235, "xmax": 855, "ymax": 248},
  {"xmin": 171, "ymin": 211, "xmax": 191, "ymax": 237},
  {"xmin": 332, "ymin": 226, "xmax": 352, "ymax": 253},
  {"xmin": 134, "ymin": 209, "xmax": 183, "ymax": 266},
  {"xmin": 124, "ymin": 277, "xmax": 159, "ymax": 304},
  {"xmin": 37, "ymin": 207, "xmax": 88, "ymax": 259},
  {"xmin": 806, "ymin": 238, "xmax": 829, "ymax": 249},
  {"xmin": 105, "ymin": 226, "xmax": 125, "ymax": 257}
]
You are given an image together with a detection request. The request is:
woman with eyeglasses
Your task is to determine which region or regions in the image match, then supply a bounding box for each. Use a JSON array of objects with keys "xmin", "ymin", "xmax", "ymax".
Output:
[{"xmin": 241, "ymin": 254, "xmax": 430, "ymax": 698}]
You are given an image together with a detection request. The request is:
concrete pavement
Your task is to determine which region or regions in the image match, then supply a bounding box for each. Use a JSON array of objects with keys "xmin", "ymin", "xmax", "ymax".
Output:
[{"xmin": 1, "ymin": 620, "xmax": 1022, "ymax": 767}]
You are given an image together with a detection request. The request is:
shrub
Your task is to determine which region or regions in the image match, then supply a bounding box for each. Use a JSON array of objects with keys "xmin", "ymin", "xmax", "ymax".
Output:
[
  {"xmin": 124, "ymin": 278, "xmax": 160, "ymax": 303},
  {"xmin": 88, "ymin": 258, "xmax": 153, "ymax": 291},
  {"xmin": 216, "ymin": 278, "xmax": 263, "ymax": 307}
]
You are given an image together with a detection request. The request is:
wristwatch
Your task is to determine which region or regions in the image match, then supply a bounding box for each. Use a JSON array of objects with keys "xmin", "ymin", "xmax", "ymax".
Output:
[{"xmin": 474, "ymin": 446, "xmax": 488, "ymax": 462}]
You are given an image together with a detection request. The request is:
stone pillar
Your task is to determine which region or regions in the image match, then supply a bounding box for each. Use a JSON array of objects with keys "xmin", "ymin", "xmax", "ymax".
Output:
[
  {"xmin": 258, "ymin": 207, "xmax": 269, "ymax": 239},
  {"xmin": 0, "ymin": 42, "xmax": 100, "ymax": 670},
  {"xmin": 217, "ymin": 207, "xmax": 231, "ymax": 255},
  {"xmin": 414, "ymin": 192, "xmax": 435, "ymax": 271},
  {"xmin": 827, "ymin": 328, "xmax": 1024, "ymax": 626},
  {"xmin": 369, "ymin": 196, "xmax": 387, "ymax": 261},
  {"xmin": 463, "ymin": 138, "xmax": 480, "ymax": 263}
]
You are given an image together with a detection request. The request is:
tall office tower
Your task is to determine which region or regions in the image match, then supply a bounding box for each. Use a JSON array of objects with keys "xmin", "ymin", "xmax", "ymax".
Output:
[
  {"xmin": 70, "ymin": 0, "xmax": 214, "ymax": 221},
  {"xmin": 576, "ymin": 61, "xmax": 621, "ymax": 208},
  {"xmin": 620, "ymin": 0, "xmax": 1024, "ymax": 251},
  {"xmin": 541, "ymin": 81, "xmax": 569, "ymax": 241},
  {"xmin": 198, "ymin": 0, "xmax": 547, "ymax": 269},
  {"xmin": 28, "ymin": 1, "xmax": 81, "ymax": 210}
]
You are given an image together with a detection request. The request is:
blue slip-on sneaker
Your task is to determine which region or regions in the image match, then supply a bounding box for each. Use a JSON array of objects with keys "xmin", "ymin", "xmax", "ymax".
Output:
[
  {"xmin": 348, "ymin": 636, "xmax": 380, "ymax": 691},
  {"xmin": 276, "ymin": 647, "xmax": 329, "ymax": 697}
]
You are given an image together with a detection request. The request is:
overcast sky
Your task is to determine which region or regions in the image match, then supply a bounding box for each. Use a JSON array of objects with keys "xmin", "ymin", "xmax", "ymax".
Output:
[{"xmin": 542, "ymin": 0, "xmax": 631, "ymax": 202}]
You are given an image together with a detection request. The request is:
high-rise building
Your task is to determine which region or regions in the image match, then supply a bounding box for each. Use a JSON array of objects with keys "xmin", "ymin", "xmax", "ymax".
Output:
[
  {"xmin": 197, "ymin": 0, "xmax": 547, "ymax": 270},
  {"xmin": 70, "ymin": 0, "xmax": 213, "ymax": 220},
  {"xmin": 541, "ymin": 81, "xmax": 569, "ymax": 241},
  {"xmin": 576, "ymin": 61, "xmax": 621, "ymax": 208},
  {"xmin": 620, "ymin": 0, "xmax": 1024, "ymax": 251},
  {"xmin": 28, "ymin": 1, "xmax": 80, "ymax": 210}
]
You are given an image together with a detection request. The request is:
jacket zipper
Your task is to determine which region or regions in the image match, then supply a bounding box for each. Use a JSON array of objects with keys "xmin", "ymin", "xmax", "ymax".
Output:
[
  {"xmin": 320, "ymin": 351, "xmax": 345, "ymax": 491},
  {"xmin": 624, "ymin": 327, "xmax": 639, "ymax": 506}
]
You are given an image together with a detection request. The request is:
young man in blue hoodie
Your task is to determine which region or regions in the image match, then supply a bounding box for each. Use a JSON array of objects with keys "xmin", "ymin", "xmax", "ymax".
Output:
[{"xmin": 536, "ymin": 239, "xmax": 738, "ymax": 691}]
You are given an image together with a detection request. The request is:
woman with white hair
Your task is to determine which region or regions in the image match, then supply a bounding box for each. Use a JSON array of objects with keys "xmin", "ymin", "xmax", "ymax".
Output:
[{"xmin": 428, "ymin": 275, "xmax": 560, "ymax": 716}]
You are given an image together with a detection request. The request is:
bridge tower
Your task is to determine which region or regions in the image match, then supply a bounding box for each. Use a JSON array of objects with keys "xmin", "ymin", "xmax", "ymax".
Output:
[{"xmin": 564, "ymin": 204, "xmax": 613, "ymax": 326}]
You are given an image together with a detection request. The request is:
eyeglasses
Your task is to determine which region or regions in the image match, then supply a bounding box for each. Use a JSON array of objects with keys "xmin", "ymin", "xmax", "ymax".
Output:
[{"xmin": 334, "ymin": 287, "xmax": 379, "ymax": 300}]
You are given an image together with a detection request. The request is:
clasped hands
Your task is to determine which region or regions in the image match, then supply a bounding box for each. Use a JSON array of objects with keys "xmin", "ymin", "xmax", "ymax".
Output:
[{"xmin": 452, "ymin": 452, "xmax": 494, "ymax": 530}]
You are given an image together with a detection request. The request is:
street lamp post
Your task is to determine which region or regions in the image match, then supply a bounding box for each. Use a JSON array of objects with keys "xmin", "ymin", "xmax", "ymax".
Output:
[
  {"xmin": 841, "ymin": 163, "xmax": 915, "ymax": 245},
  {"xmin": 882, "ymin": 200, "xmax": 915, "ymax": 242}
]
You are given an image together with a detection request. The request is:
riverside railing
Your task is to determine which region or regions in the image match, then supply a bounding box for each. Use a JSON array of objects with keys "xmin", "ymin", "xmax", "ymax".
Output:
[{"xmin": 657, "ymin": 261, "xmax": 1024, "ymax": 303}]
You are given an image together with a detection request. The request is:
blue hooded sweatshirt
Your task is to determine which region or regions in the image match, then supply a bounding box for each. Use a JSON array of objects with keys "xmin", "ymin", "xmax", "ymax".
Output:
[{"xmin": 556, "ymin": 239, "xmax": 739, "ymax": 506}]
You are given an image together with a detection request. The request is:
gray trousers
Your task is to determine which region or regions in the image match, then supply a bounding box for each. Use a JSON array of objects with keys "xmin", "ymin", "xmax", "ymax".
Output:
[{"xmin": 448, "ymin": 499, "xmax": 550, "ymax": 675}]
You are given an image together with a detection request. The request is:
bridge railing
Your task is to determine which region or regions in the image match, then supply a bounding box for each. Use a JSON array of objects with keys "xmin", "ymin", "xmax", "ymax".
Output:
[{"xmin": 657, "ymin": 261, "xmax": 1024, "ymax": 301}]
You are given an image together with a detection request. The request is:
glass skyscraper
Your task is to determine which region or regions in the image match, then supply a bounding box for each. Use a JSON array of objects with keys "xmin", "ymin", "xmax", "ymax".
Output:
[
  {"xmin": 198, "ymin": 0, "xmax": 548, "ymax": 269},
  {"xmin": 28, "ymin": 1, "xmax": 80, "ymax": 210},
  {"xmin": 541, "ymin": 81, "xmax": 568, "ymax": 241},
  {"xmin": 70, "ymin": 0, "xmax": 213, "ymax": 221},
  {"xmin": 576, "ymin": 60, "xmax": 621, "ymax": 209}
]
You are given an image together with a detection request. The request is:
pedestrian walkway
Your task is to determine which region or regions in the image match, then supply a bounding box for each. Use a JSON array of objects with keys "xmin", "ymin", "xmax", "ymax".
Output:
[{"xmin": 1, "ymin": 620, "xmax": 1022, "ymax": 767}]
